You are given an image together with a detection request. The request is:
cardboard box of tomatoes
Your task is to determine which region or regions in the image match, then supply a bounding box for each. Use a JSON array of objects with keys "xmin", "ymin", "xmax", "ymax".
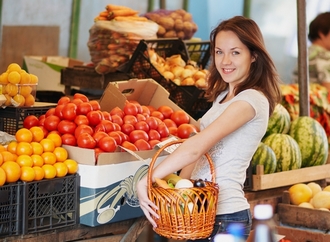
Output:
[{"xmin": 64, "ymin": 78, "xmax": 198, "ymax": 227}]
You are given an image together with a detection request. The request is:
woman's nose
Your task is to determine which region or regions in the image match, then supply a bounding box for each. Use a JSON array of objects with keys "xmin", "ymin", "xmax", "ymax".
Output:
[{"xmin": 221, "ymin": 54, "xmax": 231, "ymax": 64}]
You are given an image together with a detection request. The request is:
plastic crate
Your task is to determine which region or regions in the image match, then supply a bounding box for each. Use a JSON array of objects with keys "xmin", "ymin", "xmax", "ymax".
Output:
[
  {"xmin": 22, "ymin": 174, "xmax": 80, "ymax": 235},
  {"xmin": 0, "ymin": 103, "xmax": 56, "ymax": 135},
  {"xmin": 185, "ymin": 40, "xmax": 211, "ymax": 69},
  {"xmin": 0, "ymin": 182, "xmax": 23, "ymax": 237},
  {"xmin": 120, "ymin": 39, "xmax": 211, "ymax": 119}
]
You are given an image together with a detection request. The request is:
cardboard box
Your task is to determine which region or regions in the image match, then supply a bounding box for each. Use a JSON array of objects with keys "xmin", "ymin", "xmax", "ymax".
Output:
[{"xmin": 23, "ymin": 56, "xmax": 84, "ymax": 93}]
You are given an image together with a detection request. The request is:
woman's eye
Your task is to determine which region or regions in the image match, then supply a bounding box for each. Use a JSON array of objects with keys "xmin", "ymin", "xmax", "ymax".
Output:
[
  {"xmin": 215, "ymin": 50, "xmax": 223, "ymax": 55},
  {"xmin": 233, "ymin": 51, "xmax": 240, "ymax": 55}
]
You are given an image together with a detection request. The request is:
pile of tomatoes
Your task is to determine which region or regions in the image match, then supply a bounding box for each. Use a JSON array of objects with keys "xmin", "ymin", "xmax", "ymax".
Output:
[{"xmin": 23, "ymin": 93, "xmax": 199, "ymax": 160}]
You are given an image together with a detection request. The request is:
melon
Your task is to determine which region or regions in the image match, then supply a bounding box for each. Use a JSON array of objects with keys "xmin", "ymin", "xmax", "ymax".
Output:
[
  {"xmin": 289, "ymin": 116, "xmax": 328, "ymax": 167},
  {"xmin": 251, "ymin": 142, "xmax": 277, "ymax": 174},
  {"xmin": 264, "ymin": 103, "xmax": 291, "ymax": 138},
  {"xmin": 288, "ymin": 183, "xmax": 313, "ymax": 205},
  {"xmin": 262, "ymin": 133, "xmax": 302, "ymax": 172},
  {"xmin": 311, "ymin": 191, "xmax": 330, "ymax": 209}
]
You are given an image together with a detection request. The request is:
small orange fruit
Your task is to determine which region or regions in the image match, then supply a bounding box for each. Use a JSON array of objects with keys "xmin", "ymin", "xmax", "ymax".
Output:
[
  {"xmin": 8, "ymin": 71, "xmax": 21, "ymax": 84},
  {"xmin": 16, "ymin": 141, "xmax": 33, "ymax": 156},
  {"xmin": 31, "ymin": 142, "xmax": 44, "ymax": 155},
  {"xmin": 53, "ymin": 147, "xmax": 68, "ymax": 162},
  {"xmin": 24, "ymin": 94, "xmax": 35, "ymax": 106},
  {"xmin": 53, "ymin": 162, "xmax": 68, "ymax": 178},
  {"xmin": 29, "ymin": 126, "xmax": 44, "ymax": 142},
  {"xmin": 5, "ymin": 83, "xmax": 18, "ymax": 96},
  {"xmin": 29, "ymin": 74, "xmax": 38, "ymax": 84},
  {"xmin": 1, "ymin": 161, "xmax": 21, "ymax": 183},
  {"xmin": 15, "ymin": 128, "xmax": 33, "ymax": 143},
  {"xmin": 33, "ymin": 166, "xmax": 44, "ymax": 181},
  {"xmin": 40, "ymin": 138, "xmax": 55, "ymax": 152},
  {"xmin": 42, "ymin": 164, "xmax": 56, "ymax": 179},
  {"xmin": 31, "ymin": 154, "xmax": 44, "ymax": 167},
  {"xmin": 7, "ymin": 63, "xmax": 21, "ymax": 73},
  {"xmin": 0, "ymin": 145, "xmax": 7, "ymax": 152},
  {"xmin": 0, "ymin": 72, "xmax": 9, "ymax": 85},
  {"xmin": 20, "ymin": 166, "xmax": 35, "ymax": 182},
  {"xmin": 12, "ymin": 94, "xmax": 25, "ymax": 107},
  {"xmin": 20, "ymin": 71, "xmax": 31, "ymax": 84},
  {"xmin": 7, "ymin": 141, "xmax": 18, "ymax": 154},
  {"xmin": 41, "ymin": 152, "xmax": 57, "ymax": 165},
  {"xmin": 0, "ymin": 167, "xmax": 6, "ymax": 186},
  {"xmin": 0, "ymin": 153, "xmax": 3, "ymax": 167},
  {"xmin": 47, "ymin": 133, "xmax": 62, "ymax": 147},
  {"xmin": 1, "ymin": 151, "xmax": 17, "ymax": 162},
  {"xmin": 16, "ymin": 154, "xmax": 33, "ymax": 167},
  {"xmin": 64, "ymin": 159, "xmax": 78, "ymax": 174}
]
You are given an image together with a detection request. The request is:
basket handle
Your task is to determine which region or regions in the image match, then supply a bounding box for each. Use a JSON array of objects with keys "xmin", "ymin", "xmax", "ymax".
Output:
[{"xmin": 147, "ymin": 139, "xmax": 216, "ymax": 190}]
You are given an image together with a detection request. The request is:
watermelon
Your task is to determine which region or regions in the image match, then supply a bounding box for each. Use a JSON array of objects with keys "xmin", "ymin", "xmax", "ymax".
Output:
[
  {"xmin": 264, "ymin": 103, "xmax": 291, "ymax": 138},
  {"xmin": 289, "ymin": 116, "xmax": 328, "ymax": 167},
  {"xmin": 262, "ymin": 133, "xmax": 302, "ymax": 172},
  {"xmin": 251, "ymin": 142, "xmax": 277, "ymax": 174}
]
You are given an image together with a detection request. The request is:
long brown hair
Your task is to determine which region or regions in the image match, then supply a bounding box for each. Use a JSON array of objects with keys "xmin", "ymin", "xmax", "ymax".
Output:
[{"xmin": 206, "ymin": 16, "xmax": 282, "ymax": 116}]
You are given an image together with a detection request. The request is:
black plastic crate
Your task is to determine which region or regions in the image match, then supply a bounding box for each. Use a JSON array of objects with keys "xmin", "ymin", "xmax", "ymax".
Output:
[
  {"xmin": 0, "ymin": 182, "xmax": 23, "ymax": 237},
  {"xmin": 185, "ymin": 40, "xmax": 211, "ymax": 69},
  {"xmin": 22, "ymin": 174, "xmax": 80, "ymax": 235},
  {"xmin": 0, "ymin": 103, "xmax": 56, "ymax": 135}
]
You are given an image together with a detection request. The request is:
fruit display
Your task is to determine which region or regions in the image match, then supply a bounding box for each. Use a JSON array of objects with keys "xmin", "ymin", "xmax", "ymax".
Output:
[{"xmin": 0, "ymin": 63, "xmax": 38, "ymax": 107}]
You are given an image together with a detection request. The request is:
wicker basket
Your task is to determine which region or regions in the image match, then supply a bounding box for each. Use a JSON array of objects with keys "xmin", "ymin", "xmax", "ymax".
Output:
[{"xmin": 148, "ymin": 140, "xmax": 219, "ymax": 240}]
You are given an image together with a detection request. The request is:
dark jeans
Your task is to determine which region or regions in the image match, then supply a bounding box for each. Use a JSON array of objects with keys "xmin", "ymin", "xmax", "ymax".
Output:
[{"xmin": 187, "ymin": 208, "xmax": 252, "ymax": 242}]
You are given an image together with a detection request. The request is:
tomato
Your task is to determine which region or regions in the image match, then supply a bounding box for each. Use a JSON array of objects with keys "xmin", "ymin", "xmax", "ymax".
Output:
[
  {"xmin": 76, "ymin": 102, "xmax": 93, "ymax": 115},
  {"xmin": 141, "ymin": 105, "xmax": 151, "ymax": 116},
  {"xmin": 87, "ymin": 110, "xmax": 102, "ymax": 126},
  {"xmin": 45, "ymin": 108, "xmax": 56, "ymax": 117},
  {"xmin": 74, "ymin": 124, "xmax": 94, "ymax": 139},
  {"xmin": 61, "ymin": 133, "xmax": 77, "ymax": 146},
  {"xmin": 77, "ymin": 133, "xmax": 96, "ymax": 149},
  {"xmin": 73, "ymin": 93, "xmax": 89, "ymax": 102},
  {"xmin": 134, "ymin": 139, "xmax": 151, "ymax": 151},
  {"xmin": 57, "ymin": 96, "xmax": 71, "ymax": 105},
  {"xmin": 93, "ymin": 131, "xmax": 109, "ymax": 145},
  {"xmin": 108, "ymin": 131, "xmax": 123, "ymax": 145},
  {"xmin": 123, "ymin": 102, "xmax": 138, "ymax": 116},
  {"xmin": 171, "ymin": 110, "xmax": 190, "ymax": 126},
  {"xmin": 136, "ymin": 113, "xmax": 146, "ymax": 121},
  {"xmin": 39, "ymin": 125, "xmax": 49, "ymax": 137},
  {"xmin": 116, "ymin": 131, "xmax": 129, "ymax": 142},
  {"xmin": 129, "ymin": 130, "xmax": 149, "ymax": 143},
  {"xmin": 89, "ymin": 100, "xmax": 101, "ymax": 111},
  {"xmin": 148, "ymin": 129, "xmax": 161, "ymax": 141},
  {"xmin": 62, "ymin": 103, "xmax": 77, "ymax": 121},
  {"xmin": 123, "ymin": 114, "xmax": 138, "ymax": 125},
  {"xmin": 157, "ymin": 122, "xmax": 170, "ymax": 138},
  {"xmin": 145, "ymin": 117, "xmax": 159, "ymax": 130},
  {"xmin": 111, "ymin": 114, "xmax": 124, "ymax": 126},
  {"xmin": 163, "ymin": 118, "xmax": 177, "ymax": 128},
  {"xmin": 94, "ymin": 147, "xmax": 104, "ymax": 161},
  {"xmin": 110, "ymin": 107, "xmax": 124, "ymax": 118},
  {"xmin": 157, "ymin": 105, "xmax": 174, "ymax": 119},
  {"xmin": 113, "ymin": 123, "xmax": 121, "ymax": 131},
  {"xmin": 177, "ymin": 123, "xmax": 198, "ymax": 139},
  {"xmin": 54, "ymin": 104, "xmax": 65, "ymax": 119},
  {"xmin": 23, "ymin": 115, "xmax": 39, "ymax": 129},
  {"xmin": 57, "ymin": 120, "xmax": 77, "ymax": 135},
  {"xmin": 102, "ymin": 111, "xmax": 112, "ymax": 121},
  {"xmin": 151, "ymin": 110, "xmax": 164, "ymax": 120},
  {"xmin": 98, "ymin": 136, "xmax": 117, "ymax": 152},
  {"xmin": 71, "ymin": 98, "xmax": 83, "ymax": 106},
  {"xmin": 134, "ymin": 121, "xmax": 150, "ymax": 132},
  {"xmin": 121, "ymin": 141, "xmax": 138, "ymax": 152},
  {"xmin": 121, "ymin": 123, "xmax": 135, "ymax": 135},
  {"xmin": 149, "ymin": 139, "xmax": 160, "ymax": 148},
  {"xmin": 74, "ymin": 115, "xmax": 89, "ymax": 126},
  {"xmin": 168, "ymin": 127, "xmax": 178, "ymax": 136},
  {"xmin": 94, "ymin": 120, "xmax": 115, "ymax": 133},
  {"xmin": 44, "ymin": 115, "xmax": 61, "ymax": 131},
  {"xmin": 146, "ymin": 105, "xmax": 156, "ymax": 114}
]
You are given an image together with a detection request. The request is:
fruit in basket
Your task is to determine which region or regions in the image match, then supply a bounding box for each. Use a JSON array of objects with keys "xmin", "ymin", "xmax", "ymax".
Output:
[
  {"xmin": 163, "ymin": 173, "xmax": 183, "ymax": 187},
  {"xmin": 251, "ymin": 142, "xmax": 277, "ymax": 174},
  {"xmin": 154, "ymin": 177, "xmax": 172, "ymax": 189},
  {"xmin": 298, "ymin": 202, "xmax": 314, "ymax": 209},
  {"xmin": 289, "ymin": 116, "xmax": 328, "ymax": 168},
  {"xmin": 264, "ymin": 103, "xmax": 291, "ymax": 138},
  {"xmin": 262, "ymin": 133, "xmax": 302, "ymax": 172},
  {"xmin": 307, "ymin": 182, "xmax": 322, "ymax": 197},
  {"xmin": 310, "ymin": 191, "xmax": 330, "ymax": 209},
  {"xmin": 288, "ymin": 183, "xmax": 313, "ymax": 205}
]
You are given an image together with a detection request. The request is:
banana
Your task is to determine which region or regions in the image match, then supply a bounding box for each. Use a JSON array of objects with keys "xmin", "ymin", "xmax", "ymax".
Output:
[{"xmin": 163, "ymin": 173, "xmax": 182, "ymax": 186}]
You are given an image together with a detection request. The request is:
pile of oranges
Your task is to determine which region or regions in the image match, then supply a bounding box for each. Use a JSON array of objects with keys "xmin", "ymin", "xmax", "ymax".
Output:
[{"xmin": 0, "ymin": 127, "xmax": 78, "ymax": 186}]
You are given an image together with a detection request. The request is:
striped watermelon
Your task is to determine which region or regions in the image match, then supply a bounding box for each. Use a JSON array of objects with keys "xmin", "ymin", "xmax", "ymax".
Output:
[
  {"xmin": 262, "ymin": 133, "xmax": 302, "ymax": 172},
  {"xmin": 251, "ymin": 142, "xmax": 277, "ymax": 174},
  {"xmin": 264, "ymin": 103, "xmax": 291, "ymax": 138},
  {"xmin": 289, "ymin": 116, "xmax": 328, "ymax": 167}
]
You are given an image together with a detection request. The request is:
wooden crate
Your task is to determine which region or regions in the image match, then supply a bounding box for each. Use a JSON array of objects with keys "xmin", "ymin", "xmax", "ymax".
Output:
[
  {"xmin": 251, "ymin": 164, "xmax": 330, "ymax": 191},
  {"xmin": 276, "ymin": 225, "xmax": 330, "ymax": 242}
]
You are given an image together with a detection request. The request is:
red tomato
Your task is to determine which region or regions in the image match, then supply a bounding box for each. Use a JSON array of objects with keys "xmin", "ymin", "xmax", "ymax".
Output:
[
  {"xmin": 71, "ymin": 98, "xmax": 83, "ymax": 106},
  {"xmin": 129, "ymin": 130, "xmax": 149, "ymax": 143},
  {"xmin": 168, "ymin": 127, "xmax": 178, "ymax": 136},
  {"xmin": 23, "ymin": 115, "xmax": 39, "ymax": 129},
  {"xmin": 157, "ymin": 105, "xmax": 174, "ymax": 119},
  {"xmin": 134, "ymin": 121, "xmax": 150, "ymax": 132},
  {"xmin": 136, "ymin": 113, "xmax": 146, "ymax": 121},
  {"xmin": 141, "ymin": 105, "xmax": 151, "ymax": 116},
  {"xmin": 44, "ymin": 115, "xmax": 61, "ymax": 131},
  {"xmin": 62, "ymin": 103, "xmax": 77, "ymax": 121},
  {"xmin": 121, "ymin": 141, "xmax": 138, "ymax": 152},
  {"xmin": 61, "ymin": 133, "xmax": 77, "ymax": 146},
  {"xmin": 76, "ymin": 102, "xmax": 93, "ymax": 115},
  {"xmin": 177, "ymin": 123, "xmax": 198, "ymax": 139},
  {"xmin": 116, "ymin": 131, "xmax": 129, "ymax": 142},
  {"xmin": 148, "ymin": 129, "xmax": 161, "ymax": 141},
  {"xmin": 131, "ymin": 101, "xmax": 143, "ymax": 114},
  {"xmin": 108, "ymin": 131, "xmax": 123, "ymax": 145},
  {"xmin": 111, "ymin": 114, "xmax": 124, "ymax": 126},
  {"xmin": 163, "ymin": 118, "xmax": 177, "ymax": 128},
  {"xmin": 73, "ymin": 93, "xmax": 89, "ymax": 102},
  {"xmin": 146, "ymin": 105, "xmax": 156, "ymax": 114},
  {"xmin": 145, "ymin": 117, "xmax": 159, "ymax": 130},
  {"xmin": 75, "ymin": 124, "xmax": 94, "ymax": 139},
  {"xmin": 151, "ymin": 110, "xmax": 164, "ymax": 120},
  {"xmin": 113, "ymin": 123, "xmax": 121, "ymax": 131},
  {"xmin": 39, "ymin": 125, "xmax": 49, "ymax": 137},
  {"xmin": 93, "ymin": 131, "xmax": 109, "ymax": 145},
  {"xmin": 170, "ymin": 110, "xmax": 190, "ymax": 126},
  {"xmin": 134, "ymin": 139, "xmax": 151, "ymax": 151},
  {"xmin": 149, "ymin": 139, "xmax": 160, "ymax": 148},
  {"xmin": 54, "ymin": 104, "xmax": 65, "ymax": 119},
  {"xmin": 94, "ymin": 120, "xmax": 115, "ymax": 133},
  {"xmin": 157, "ymin": 122, "xmax": 170, "ymax": 138},
  {"xmin": 102, "ymin": 111, "xmax": 112, "ymax": 121},
  {"xmin": 74, "ymin": 115, "xmax": 89, "ymax": 126},
  {"xmin": 45, "ymin": 107, "xmax": 56, "ymax": 117},
  {"xmin": 94, "ymin": 147, "xmax": 104, "ymax": 161},
  {"xmin": 121, "ymin": 123, "xmax": 135, "ymax": 135},
  {"xmin": 123, "ymin": 114, "xmax": 138, "ymax": 125},
  {"xmin": 57, "ymin": 96, "xmax": 71, "ymax": 105},
  {"xmin": 87, "ymin": 110, "xmax": 102, "ymax": 126},
  {"xmin": 123, "ymin": 102, "xmax": 138, "ymax": 116},
  {"xmin": 110, "ymin": 107, "xmax": 124, "ymax": 118},
  {"xmin": 98, "ymin": 136, "xmax": 117, "ymax": 152},
  {"xmin": 77, "ymin": 133, "xmax": 96, "ymax": 149},
  {"xmin": 89, "ymin": 100, "xmax": 101, "ymax": 111},
  {"xmin": 57, "ymin": 120, "xmax": 77, "ymax": 135}
]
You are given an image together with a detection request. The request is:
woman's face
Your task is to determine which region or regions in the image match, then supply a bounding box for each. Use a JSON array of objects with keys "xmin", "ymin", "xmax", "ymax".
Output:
[{"xmin": 214, "ymin": 30, "xmax": 255, "ymax": 86}]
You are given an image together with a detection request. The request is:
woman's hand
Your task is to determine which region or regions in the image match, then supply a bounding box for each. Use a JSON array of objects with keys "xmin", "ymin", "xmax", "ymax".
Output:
[{"xmin": 137, "ymin": 176, "xmax": 159, "ymax": 227}]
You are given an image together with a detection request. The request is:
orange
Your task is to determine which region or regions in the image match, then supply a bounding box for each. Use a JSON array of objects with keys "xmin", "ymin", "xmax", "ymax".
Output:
[
  {"xmin": 16, "ymin": 141, "xmax": 33, "ymax": 156},
  {"xmin": 33, "ymin": 166, "xmax": 44, "ymax": 181},
  {"xmin": 29, "ymin": 126, "xmax": 44, "ymax": 142},
  {"xmin": 0, "ymin": 167, "xmax": 6, "ymax": 186},
  {"xmin": 53, "ymin": 147, "xmax": 68, "ymax": 162},
  {"xmin": 41, "ymin": 152, "xmax": 57, "ymax": 165},
  {"xmin": 31, "ymin": 154, "xmax": 44, "ymax": 167},
  {"xmin": 15, "ymin": 128, "xmax": 33, "ymax": 143},
  {"xmin": 5, "ymin": 83, "xmax": 18, "ymax": 96},
  {"xmin": 24, "ymin": 94, "xmax": 35, "ymax": 106},
  {"xmin": 64, "ymin": 159, "xmax": 78, "ymax": 174},
  {"xmin": 46, "ymin": 133, "xmax": 62, "ymax": 147},
  {"xmin": 29, "ymin": 74, "xmax": 38, "ymax": 84},
  {"xmin": 7, "ymin": 141, "xmax": 18, "ymax": 154},
  {"xmin": 12, "ymin": 94, "xmax": 25, "ymax": 107},
  {"xmin": 20, "ymin": 71, "xmax": 31, "ymax": 84},
  {"xmin": 40, "ymin": 138, "xmax": 55, "ymax": 152},
  {"xmin": 1, "ymin": 150, "xmax": 17, "ymax": 162},
  {"xmin": 19, "ymin": 85, "xmax": 32, "ymax": 97},
  {"xmin": 31, "ymin": 142, "xmax": 44, "ymax": 155},
  {"xmin": 0, "ymin": 145, "xmax": 7, "ymax": 152},
  {"xmin": 289, "ymin": 183, "xmax": 313, "ymax": 205},
  {"xmin": 7, "ymin": 71, "xmax": 21, "ymax": 84},
  {"xmin": 4, "ymin": 94, "xmax": 11, "ymax": 106},
  {"xmin": 0, "ymin": 72, "xmax": 9, "ymax": 84},
  {"xmin": 20, "ymin": 166, "xmax": 35, "ymax": 182},
  {"xmin": 0, "ymin": 153, "xmax": 3, "ymax": 166},
  {"xmin": 16, "ymin": 154, "xmax": 33, "ymax": 167},
  {"xmin": 53, "ymin": 162, "xmax": 68, "ymax": 178},
  {"xmin": 1, "ymin": 161, "xmax": 21, "ymax": 183},
  {"xmin": 7, "ymin": 63, "xmax": 21, "ymax": 73},
  {"xmin": 42, "ymin": 164, "xmax": 56, "ymax": 179}
]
